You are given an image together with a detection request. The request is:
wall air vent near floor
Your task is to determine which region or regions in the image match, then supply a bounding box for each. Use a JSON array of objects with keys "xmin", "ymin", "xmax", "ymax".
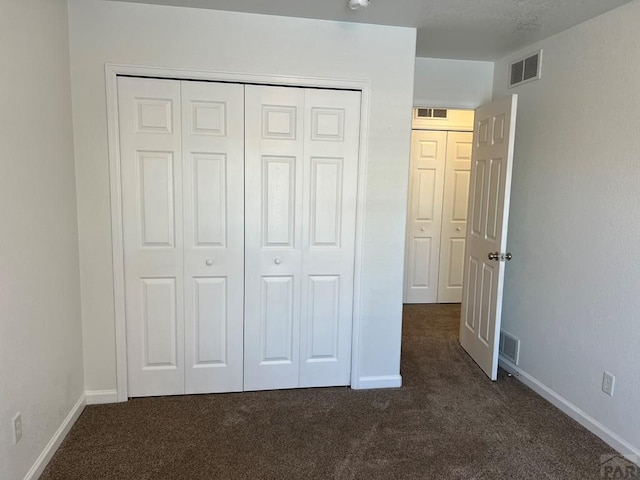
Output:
[{"xmin": 499, "ymin": 330, "xmax": 521, "ymax": 365}]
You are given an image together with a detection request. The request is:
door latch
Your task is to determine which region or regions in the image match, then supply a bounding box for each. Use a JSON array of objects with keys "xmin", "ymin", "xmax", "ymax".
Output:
[{"xmin": 488, "ymin": 252, "xmax": 513, "ymax": 261}]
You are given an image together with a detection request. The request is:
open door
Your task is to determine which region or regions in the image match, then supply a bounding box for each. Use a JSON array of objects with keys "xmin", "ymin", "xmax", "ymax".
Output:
[{"xmin": 459, "ymin": 95, "xmax": 518, "ymax": 381}]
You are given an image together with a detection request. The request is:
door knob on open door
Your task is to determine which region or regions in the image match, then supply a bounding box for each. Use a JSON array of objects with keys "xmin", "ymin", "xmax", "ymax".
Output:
[{"xmin": 488, "ymin": 252, "xmax": 513, "ymax": 261}]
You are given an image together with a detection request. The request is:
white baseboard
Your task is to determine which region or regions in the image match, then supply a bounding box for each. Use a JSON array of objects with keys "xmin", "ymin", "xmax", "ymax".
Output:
[
  {"xmin": 355, "ymin": 375, "xmax": 402, "ymax": 390},
  {"xmin": 23, "ymin": 393, "xmax": 86, "ymax": 480},
  {"xmin": 85, "ymin": 389, "xmax": 119, "ymax": 405},
  {"xmin": 499, "ymin": 356, "xmax": 640, "ymax": 462}
]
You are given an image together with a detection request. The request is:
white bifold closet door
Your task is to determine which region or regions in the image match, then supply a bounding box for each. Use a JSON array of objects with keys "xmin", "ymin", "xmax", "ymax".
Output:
[
  {"xmin": 119, "ymin": 77, "xmax": 360, "ymax": 397},
  {"xmin": 119, "ymin": 77, "xmax": 244, "ymax": 397},
  {"xmin": 244, "ymin": 85, "xmax": 361, "ymax": 391},
  {"xmin": 403, "ymin": 130, "xmax": 473, "ymax": 304}
]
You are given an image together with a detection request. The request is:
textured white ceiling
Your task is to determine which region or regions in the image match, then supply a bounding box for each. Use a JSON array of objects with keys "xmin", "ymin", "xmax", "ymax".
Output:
[{"xmin": 109, "ymin": 0, "xmax": 631, "ymax": 60}]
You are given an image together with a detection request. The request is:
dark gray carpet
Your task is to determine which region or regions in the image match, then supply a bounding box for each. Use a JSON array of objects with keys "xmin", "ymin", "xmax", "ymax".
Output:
[{"xmin": 41, "ymin": 304, "xmax": 614, "ymax": 479}]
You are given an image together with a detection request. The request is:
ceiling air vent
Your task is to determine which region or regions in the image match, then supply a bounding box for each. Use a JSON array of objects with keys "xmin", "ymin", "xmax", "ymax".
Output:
[
  {"xmin": 509, "ymin": 49, "xmax": 542, "ymax": 88},
  {"xmin": 416, "ymin": 108, "xmax": 448, "ymax": 119}
]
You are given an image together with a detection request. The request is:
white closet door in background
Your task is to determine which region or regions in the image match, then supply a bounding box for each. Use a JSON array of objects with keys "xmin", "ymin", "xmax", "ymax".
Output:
[
  {"xmin": 181, "ymin": 81, "xmax": 245, "ymax": 394},
  {"xmin": 403, "ymin": 130, "xmax": 447, "ymax": 304},
  {"xmin": 244, "ymin": 85, "xmax": 360, "ymax": 391},
  {"xmin": 119, "ymin": 77, "xmax": 185, "ymax": 397},
  {"xmin": 438, "ymin": 131, "xmax": 473, "ymax": 303}
]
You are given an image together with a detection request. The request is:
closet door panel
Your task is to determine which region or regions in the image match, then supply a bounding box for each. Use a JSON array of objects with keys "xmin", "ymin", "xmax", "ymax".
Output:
[
  {"xmin": 299, "ymin": 89, "xmax": 360, "ymax": 387},
  {"xmin": 403, "ymin": 131, "xmax": 448, "ymax": 304},
  {"xmin": 438, "ymin": 131, "xmax": 473, "ymax": 303},
  {"xmin": 119, "ymin": 76, "xmax": 185, "ymax": 397},
  {"xmin": 244, "ymin": 85, "xmax": 304, "ymax": 391},
  {"xmin": 182, "ymin": 81, "xmax": 245, "ymax": 394}
]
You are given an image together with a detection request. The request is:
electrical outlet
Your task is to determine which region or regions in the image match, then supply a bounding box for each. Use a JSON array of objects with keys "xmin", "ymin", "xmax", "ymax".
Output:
[
  {"xmin": 12, "ymin": 412, "xmax": 22, "ymax": 444},
  {"xmin": 602, "ymin": 371, "xmax": 615, "ymax": 397}
]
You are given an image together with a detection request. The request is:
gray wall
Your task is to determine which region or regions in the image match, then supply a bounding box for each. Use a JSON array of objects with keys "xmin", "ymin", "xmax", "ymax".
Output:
[
  {"xmin": 0, "ymin": 1, "xmax": 84, "ymax": 478},
  {"xmin": 493, "ymin": 1, "xmax": 640, "ymax": 455},
  {"xmin": 414, "ymin": 57, "xmax": 494, "ymax": 109},
  {"xmin": 68, "ymin": 0, "xmax": 417, "ymax": 393}
]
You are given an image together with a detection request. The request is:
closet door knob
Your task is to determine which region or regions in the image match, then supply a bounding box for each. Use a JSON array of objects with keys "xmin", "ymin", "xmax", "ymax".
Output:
[
  {"xmin": 420, "ymin": 227, "xmax": 426, "ymax": 232},
  {"xmin": 274, "ymin": 257, "xmax": 282, "ymax": 265},
  {"xmin": 205, "ymin": 258, "xmax": 213, "ymax": 266}
]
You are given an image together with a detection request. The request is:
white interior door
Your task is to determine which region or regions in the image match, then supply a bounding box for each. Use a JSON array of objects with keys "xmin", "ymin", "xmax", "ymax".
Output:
[
  {"xmin": 244, "ymin": 85, "xmax": 360, "ymax": 391},
  {"xmin": 438, "ymin": 131, "xmax": 473, "ymax": 303},
  {"xmin": 459, "ymin": 95, "xmax": 518, "ymax": 380},
  {"xmin": 181, "ymin": 80, "xmax": 245, "ymax": 394},
  {"xmin": 119, "ymin": 77, "xmax": 185, "ymax": 397},
  {"xmin": 404, "ymin": 130, "xmax": 447, "ymax": 304}
]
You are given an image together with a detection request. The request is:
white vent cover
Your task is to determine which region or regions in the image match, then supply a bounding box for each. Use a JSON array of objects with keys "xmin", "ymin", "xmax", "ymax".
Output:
[
  {"xmin": 415, "ymin": 108, "xmax": 448, "ymax": 119},
  {"xmin": 509, "ymin": 49, "xmax": 542, "ymax": 88},
  {"xmin": 499, "ymin": 330, "xmax": 521, "ymax": 365}
]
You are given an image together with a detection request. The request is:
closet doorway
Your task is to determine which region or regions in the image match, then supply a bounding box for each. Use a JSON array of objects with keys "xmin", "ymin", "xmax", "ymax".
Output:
[{"xmin": 403, "ymin": 108, "xmax": 474, "ymax": 304}]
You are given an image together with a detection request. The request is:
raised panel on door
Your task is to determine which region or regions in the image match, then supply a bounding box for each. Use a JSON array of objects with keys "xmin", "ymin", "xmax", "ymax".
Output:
[
  {"xmin": 182, "ymin": 81, "xmax": 244, "ymax": 394},
  {"xmin": 459, "ymin": 95, "xmax": 518, "ymax": 381},
  {"xmin": 119, "ymin": 76, "xmax": 185, "ymax": 397},
  {"xmin": 310, "ymin": 158, "xmax": 342, "ymax": 246},
  {"xmin": 137, "ymin": 152, "xmax": 176, "ymax": 247},
  {"xmin": 299, "ymin": 88, "xmax": 360, "ymax": 387},
  {"xmin": 404, "ymin": 130, "xmax": 447, "ymax": 303},
  {"xmin": 409, "ymin": 237, "xmax": 433, "ymax": 288},
  {"xmin": 438, "ymin": 131, "xmax": 473, "ymax": 303},
  {"xmin": 261, "ymin": 276, "xmax": 295, "ymax": 363},
  {"xmin": 306, "ymin": 276, "xmax": 340, "ymax": 359},
  {"xmin": 192, "ymin": 278, "xmax": 227, "ymax": 363},
  {"xmin": 141, "ymin": 278, "xmax": 178, "ymax": 368},
  {"xmin": 244, "ymin": 85, "xmax": 304, "ymax": 391},
  {"xmin": 263, "ymin": 156, "xmax": 296, "ymax": 247}
]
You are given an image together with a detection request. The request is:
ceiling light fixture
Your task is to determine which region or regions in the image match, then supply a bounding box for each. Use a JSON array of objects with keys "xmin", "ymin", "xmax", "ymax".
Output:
[{"xmin": 348, "ymin": 0, "xmax": 370, "ymax": 10}]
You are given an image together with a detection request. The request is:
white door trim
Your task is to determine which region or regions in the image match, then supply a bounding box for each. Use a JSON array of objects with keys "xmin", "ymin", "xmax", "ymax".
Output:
[{"xmin": 105, "ymin": 63, "xmax": 371, "ymax": 401}]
